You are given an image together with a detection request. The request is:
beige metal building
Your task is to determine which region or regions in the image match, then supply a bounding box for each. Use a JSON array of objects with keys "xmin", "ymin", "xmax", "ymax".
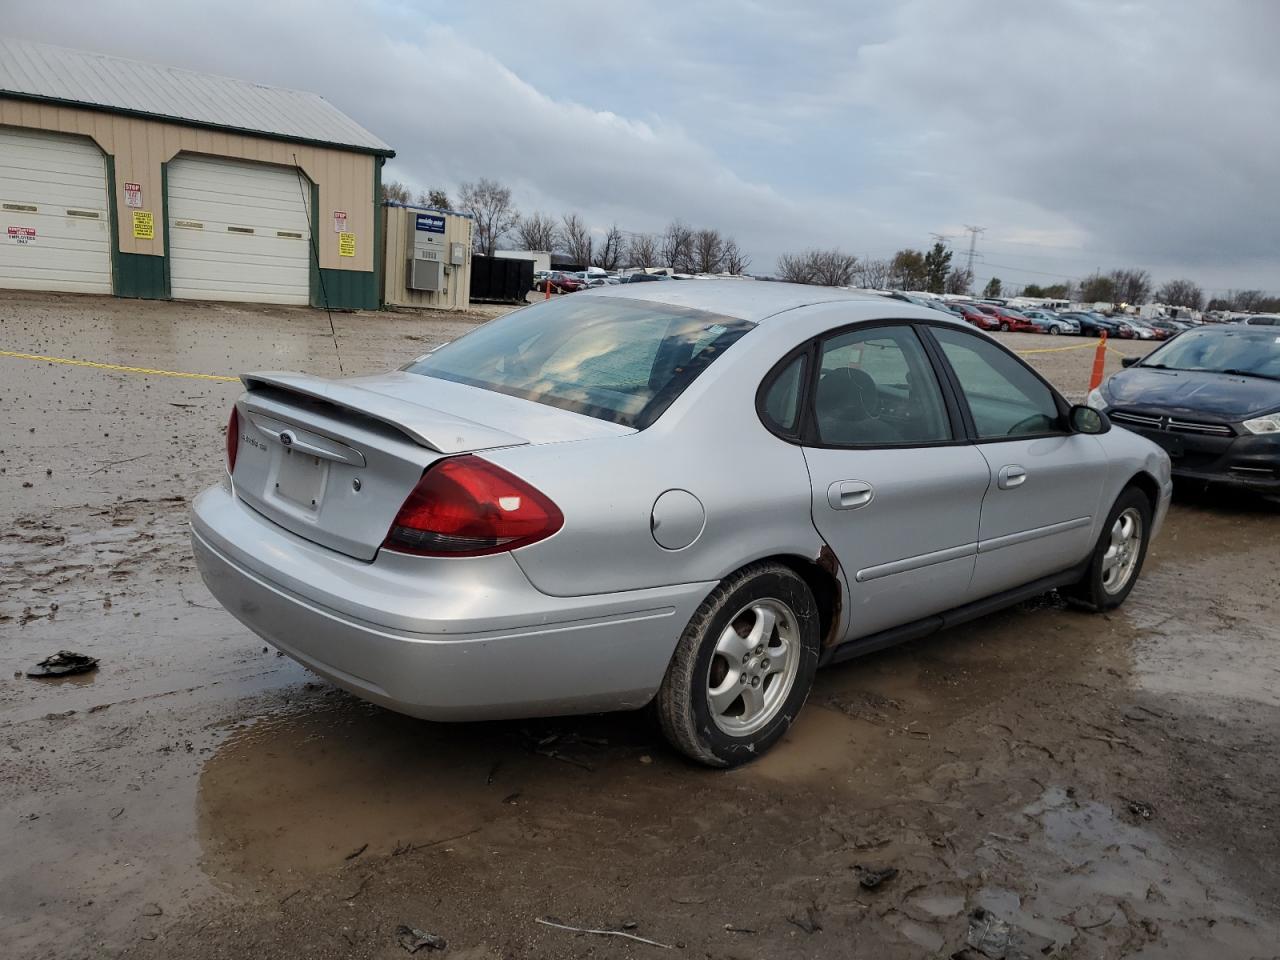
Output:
[
  {"xmin": 381, "ymin": 203, "xmax": 473, "ymax": 311},
  {"xmin": 0, "ymin": 38, "xmax": 393, "ymax": 308}
]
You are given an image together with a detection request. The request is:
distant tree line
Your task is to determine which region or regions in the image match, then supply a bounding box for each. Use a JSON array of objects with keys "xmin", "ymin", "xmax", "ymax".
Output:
[
  {"xmin": 387, "ymin": 176, "xmax": 750, "ymax": 273},
  {"xmin": 386, "ymin": 178, "xmax": 1271, "ymax": 307}
]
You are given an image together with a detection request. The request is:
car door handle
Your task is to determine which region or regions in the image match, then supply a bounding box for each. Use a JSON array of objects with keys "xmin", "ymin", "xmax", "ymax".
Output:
[
  {"xmin": 827, "ymin": 479, "xmax": 874, "ymax": 510},
  {"xmin": 998, "ymin": 465, "xmax": 1027, "ymax": 489}
]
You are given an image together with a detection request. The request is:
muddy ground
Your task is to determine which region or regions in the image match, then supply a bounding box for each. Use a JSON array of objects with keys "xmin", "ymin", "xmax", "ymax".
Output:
[{"xmin": 1, "ymin": 291, "xmax": 1277, "ymax": 960}]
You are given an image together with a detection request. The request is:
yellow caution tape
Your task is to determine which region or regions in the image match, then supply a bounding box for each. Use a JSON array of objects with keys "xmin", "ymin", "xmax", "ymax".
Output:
[
  {"xmin": 1015, "ymin": 339, "xmax": 1105, "ymax": 356},
  {"xmin": 0, "ymin": 349, "xmax": 237, "ymax": 382}
]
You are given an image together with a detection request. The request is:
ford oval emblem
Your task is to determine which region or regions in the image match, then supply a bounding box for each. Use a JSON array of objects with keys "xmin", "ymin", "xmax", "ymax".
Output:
[{"xmin": 279, "ymin": 431, "xmax": 293, "ymax": 446}]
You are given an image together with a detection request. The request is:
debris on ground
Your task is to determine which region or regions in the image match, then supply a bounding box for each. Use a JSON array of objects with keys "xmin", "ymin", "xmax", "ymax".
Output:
[
  {"xmin": 536, "ymin": 917, "xmax": 672, "ymax": 949},
  {"xmin": 964, "ymin": 907, "xmax": 1010, "ymax": 958},
  {"xmin": 957, "ymin": 907, "xmax": 1058, "ymax": 959},
  {"xmin": 395, "ymin": 924, "xmax": 447, "ymax": 953},
  {"xmin": 26, "ymin": 650, "xmax": 99, "ymax": 678},
  {"xmin": 853, "ymin": 864, "xmax": 899, "ymax": 890},
  {"xmin": 786, "ymin": 901, "xmax": 823, "ymax": 934},
  {"xmin": 1120, "ymin": 796, "xmax": 1156, "ymax": 820}
]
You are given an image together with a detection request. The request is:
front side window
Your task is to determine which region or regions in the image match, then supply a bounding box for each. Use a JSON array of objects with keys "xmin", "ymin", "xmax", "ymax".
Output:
[
  {"xmin": 931, "ymin": 326, "xmax": 1062, "ymax": 438},
  {"xmin": 406, "ymin": 297, "xmax": 754, "ymax": 428},
  {"xmin": 812, "ymin": 326, "xmax": 951, "ymax": 446}
]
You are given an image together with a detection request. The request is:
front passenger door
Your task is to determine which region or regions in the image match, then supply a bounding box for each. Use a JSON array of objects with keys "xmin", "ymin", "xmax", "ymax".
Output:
[{"xmin": 927, "ymin": 326, "xmax": 1107, "ymax": 597}]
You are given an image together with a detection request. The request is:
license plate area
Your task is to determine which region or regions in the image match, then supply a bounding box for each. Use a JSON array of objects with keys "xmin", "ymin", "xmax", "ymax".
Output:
[
  {"xmin": 1151, "ymin": 432, "xmax": 1185, "ymax": 458},
  {"xmin": 275, "ymin": 447, "xmax": 328, "ymax": 510}
]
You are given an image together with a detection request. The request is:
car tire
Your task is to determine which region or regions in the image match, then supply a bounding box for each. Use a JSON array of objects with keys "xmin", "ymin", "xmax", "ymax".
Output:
[
  {"xmin": 1049, "ymin": 326, "xmax": 1060, "ymax": 335},
  {"xmin": 1064, "ymin": 486, "xmax": 1153, "ymax": 612},
  {"xmin": 656, "ymin": 562, "xmax": 820, "ymax": 767},
  {"xmin": 1000, "ymin": 322, "xmax": 1010, "ymax": 332}
]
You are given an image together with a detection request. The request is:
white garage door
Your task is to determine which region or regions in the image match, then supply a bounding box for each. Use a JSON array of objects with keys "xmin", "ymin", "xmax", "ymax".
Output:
[
  {"xmin": 0, "ymin": 127, "xmax": 111, "ymax": 294},
  {"xmin": 167, "ymin": 156, "xmax": 311, "ymax": 305}
]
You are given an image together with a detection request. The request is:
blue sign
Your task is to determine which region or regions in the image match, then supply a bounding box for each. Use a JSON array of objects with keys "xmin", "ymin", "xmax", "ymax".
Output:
[{"xmin": 415, "ymin": 213, "xmax": 446, "ymax": 234}]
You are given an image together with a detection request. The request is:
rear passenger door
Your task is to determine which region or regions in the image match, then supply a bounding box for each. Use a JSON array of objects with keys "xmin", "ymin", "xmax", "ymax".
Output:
[
  {"xmin": 926, "ymin": 325, "xmax": 1107, "ymax": 597},
  {"xmin": 788, "ymin": 324, "xmax": 992, "ymax": 640}
]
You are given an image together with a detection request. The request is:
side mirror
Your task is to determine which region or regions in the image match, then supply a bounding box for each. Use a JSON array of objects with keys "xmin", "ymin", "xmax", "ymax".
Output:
[
  {"xmin": 1121, "ymin": 356, "xmax": 1139, "ymax": 368},
  {"xmin": 1070, "ymin": 404, "xmax": 1110, "ymax": 435}
]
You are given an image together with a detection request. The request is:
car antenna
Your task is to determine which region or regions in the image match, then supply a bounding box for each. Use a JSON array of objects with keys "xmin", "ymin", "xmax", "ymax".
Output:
[{"xmin": 292, "ymin": 153, "xmax": 345, "ymax": 376}]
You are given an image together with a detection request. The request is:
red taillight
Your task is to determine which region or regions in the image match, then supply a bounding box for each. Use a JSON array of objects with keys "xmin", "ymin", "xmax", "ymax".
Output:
[
  {"xmin": 226, "ymin": 406, "xmax": 239, "ymax": 474},
  {"xmin": 383, "ymin": 455, "xmax": 564, "ymax": 557}
]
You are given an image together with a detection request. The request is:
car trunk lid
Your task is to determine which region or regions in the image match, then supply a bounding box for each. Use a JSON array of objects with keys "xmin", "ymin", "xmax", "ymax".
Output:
[{"xmin": 232, "ymin": 370, "xmax": 631, "ymax": 560}]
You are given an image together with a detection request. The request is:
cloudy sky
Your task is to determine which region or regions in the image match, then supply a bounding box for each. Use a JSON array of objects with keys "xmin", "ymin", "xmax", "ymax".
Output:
[{"xmin": 7, "ymin": 1, "xmax": 1278, "ymax": 294}]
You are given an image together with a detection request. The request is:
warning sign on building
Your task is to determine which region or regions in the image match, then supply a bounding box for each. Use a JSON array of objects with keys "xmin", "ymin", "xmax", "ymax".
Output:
[
  {"xmin": 132, "ymin": 210, "xmax": 154, "ymax": 240},
  {"xmin": 7, "ymin": 226, "xmax": 36, "ymax": 244},
  {"xmin": 124, "ymin": 182, "xmax": 143, "ymax": 208},
  {"xmin": 333, "ymin": 210, "xmax": 347, "ymax": 233},
  {"xmin": 338, "ymin": 232, "xmax": 356, "ymax": 257}
]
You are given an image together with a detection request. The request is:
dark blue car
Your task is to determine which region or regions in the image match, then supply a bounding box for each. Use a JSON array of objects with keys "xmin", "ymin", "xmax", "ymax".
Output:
[{"xmin": 1087, "ymin": 325, "xmax": 1280, "ymax": 493}]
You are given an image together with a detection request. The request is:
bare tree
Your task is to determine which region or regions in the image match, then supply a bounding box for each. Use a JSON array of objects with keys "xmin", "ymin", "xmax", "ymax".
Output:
[
  {"xmin": 381, "ymin": 180, "xmax": 412, "ymax": 203},
  {"xmin": 514, "ymin": 212, "xmax": 560, "ymax": 252},
  {"xmin": 1157, "ymin": 279, "xmax": 1203, "ymax": 310},
  {"xmin": 458, "ymin": 178, "xmax": 519, "ymax": 256},
  {"xmin": 691, "ymin": 228, "xmax": 725, "ymax": 274},
  {"xmin": 854, "ymin": 258, "xmax": 892, "ymax": 289},
  {"xmin": 560, "ymin": 213, "xmax": 593, "ymax": 266},
  {"xmin": 418, "ymin": 188, "xmax": 451, "ymax": 209},
  {"xmin": 593, "ymin": 224, "xmax": 625, "ymax": 270},
  {"xmin": 1108, "ymin": 268, "xmax": 1152, "ymax": 305},
  {"xmin": 722, "ymin": 237, "xmax": 750, "ymax": 275},
  {"xmin": 661, "ymin": 221, "xmax": 695, "ymax": 272},
  {"xmin": 627, "ymin": 232, "xmax": 661, "ymax": 269},
  {"xmin": 944, "ymin": 268, "xmax": 972, "ymax": 294},
  {"xmin": 776, "ymin": 249, "xmax": 858, "ymax": 287}
]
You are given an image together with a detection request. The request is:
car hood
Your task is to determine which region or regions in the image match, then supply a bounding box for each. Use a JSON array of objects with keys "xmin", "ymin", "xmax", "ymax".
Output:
[{"xmin": 1105, "ymin": 367, "xmax": 1280, "ymax": 420}]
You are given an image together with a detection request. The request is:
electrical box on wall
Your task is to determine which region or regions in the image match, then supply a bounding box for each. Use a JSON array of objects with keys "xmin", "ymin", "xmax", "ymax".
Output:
[
  {"xmin": 407, "ymin": 212, "xmax": 448, "ymax": 292},
  {"xmin": 450, "ymin": 242, "xmax": 465, "ymax": 266}
]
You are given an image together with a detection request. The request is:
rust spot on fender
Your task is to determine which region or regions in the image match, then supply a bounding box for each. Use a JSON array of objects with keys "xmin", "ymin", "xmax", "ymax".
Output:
[{"xmin": 816, "ymin": 544, "xmax": 844, "ymax": 649}]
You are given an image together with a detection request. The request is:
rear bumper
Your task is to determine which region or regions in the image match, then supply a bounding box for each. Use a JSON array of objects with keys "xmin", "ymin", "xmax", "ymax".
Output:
[{"xmin": 190, "ymin": 484, "xmax": 714, "ymax": 720}]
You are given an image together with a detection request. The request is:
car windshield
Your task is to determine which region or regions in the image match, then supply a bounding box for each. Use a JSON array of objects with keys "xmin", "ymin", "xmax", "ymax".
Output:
[
  {"xmin": 405, "ymin": 297, "xmax": 754, "ymax": 428},
  {"xmin": 1140, "ymin": 327, "xmax": 1280, "ymax": 379}
]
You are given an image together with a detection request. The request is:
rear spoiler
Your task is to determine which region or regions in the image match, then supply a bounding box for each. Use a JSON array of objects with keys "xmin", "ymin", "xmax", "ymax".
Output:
[{"xmin": 241, "ymin": 371, "xmax": 528, "ymax": 454}]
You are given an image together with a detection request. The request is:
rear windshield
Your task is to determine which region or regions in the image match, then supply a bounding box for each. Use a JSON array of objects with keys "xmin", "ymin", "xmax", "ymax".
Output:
[{"xmin": 405, "ymin": 296, "xmax": 754, "ymax": 428}]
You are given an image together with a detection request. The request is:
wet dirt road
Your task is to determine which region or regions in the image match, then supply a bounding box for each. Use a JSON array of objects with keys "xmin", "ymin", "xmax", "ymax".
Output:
[{"xmin": 2, "ymin": 292, "xmax": 1277, "ymax": 959}]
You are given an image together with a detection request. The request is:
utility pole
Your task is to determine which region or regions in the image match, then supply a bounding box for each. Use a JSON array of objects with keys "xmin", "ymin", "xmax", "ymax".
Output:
[{"xmin": 962, "ymin": 225, "xmax": 985, "ymax": 278}]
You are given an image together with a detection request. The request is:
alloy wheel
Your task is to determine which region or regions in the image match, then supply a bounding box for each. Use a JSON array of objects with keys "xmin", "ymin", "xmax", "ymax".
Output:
[
  {"xmin": 706, "ymin": 599, "xmax": 801, "ymax": 736},
  {"xmin": 1101, "ymin": 507, "xmax": 1144, "ymax": 595}
]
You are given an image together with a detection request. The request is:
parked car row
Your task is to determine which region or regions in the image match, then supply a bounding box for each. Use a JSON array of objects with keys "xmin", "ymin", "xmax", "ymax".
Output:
[{"xmin": 533, "ymin": 269, "xmax": 678, "ymax": 294}]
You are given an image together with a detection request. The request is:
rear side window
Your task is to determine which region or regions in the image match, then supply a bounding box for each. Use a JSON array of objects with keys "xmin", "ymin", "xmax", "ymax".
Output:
[
  {"xmin": 931, "ymin": 327, "xmax": 1062, "ymax": 439},
  {"xmin": 406, "ymin": 297, "xmax": 754, "ymax": 429},
  {"xmin": 760, "ymin": 353, "xmax": 807, "ymax": 434},
  {"xmin": 813, "ymin": 326, "xmax": 951, "ymax": 446}
]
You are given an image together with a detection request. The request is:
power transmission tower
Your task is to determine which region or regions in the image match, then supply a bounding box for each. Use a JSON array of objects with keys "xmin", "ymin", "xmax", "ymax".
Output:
[{"xmin": 962, "ymin": 225, "xmax": 985, "ymax": 278}]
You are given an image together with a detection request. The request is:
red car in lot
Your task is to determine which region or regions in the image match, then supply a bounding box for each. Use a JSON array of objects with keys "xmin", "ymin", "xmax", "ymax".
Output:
[
  {"xmin": 949, "ymin": 301, "xmax": 1001, "ymax": 331},
  {"xmin": 534, "ymin": 271, "xmax": 585, "ymax": 293},
  {"xmin": 975, "ymin": 303, "xmax": 1038, "ymax": 332}
]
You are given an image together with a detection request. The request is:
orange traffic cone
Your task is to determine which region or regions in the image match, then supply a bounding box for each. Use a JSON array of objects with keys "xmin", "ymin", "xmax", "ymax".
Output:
[{"xmin": 1088, "ymin": 331, "xmax": 1108, "ymax": 391}]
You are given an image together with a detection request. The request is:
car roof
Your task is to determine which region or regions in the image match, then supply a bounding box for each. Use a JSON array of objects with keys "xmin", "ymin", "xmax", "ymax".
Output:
[{"xmin": 577, "ymin": 279, "xmax": 949, "ymax": 325}]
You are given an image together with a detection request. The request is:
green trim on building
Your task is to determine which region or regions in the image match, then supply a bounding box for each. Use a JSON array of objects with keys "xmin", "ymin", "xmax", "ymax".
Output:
[
  {"xmin": 104, "ymin": 154, "xmax": 167, "ymax": 299},
  {"xmin": 319, "ymin": 268, "xmax": 378, "ymax": 310},
  {"xmin": 115, "ymin": 253, "xmax": 167, "ymax": 299},
  {"xmin": 373, "ymin": 157, "xmax": 385, "ymax": 309},
  {"xmin": 159, "ymin": 160, "xmax": 172, "ymax": 298},
  {"xmin": 309, "ymin": 180, "xmax": 322, "ymax": 309}
]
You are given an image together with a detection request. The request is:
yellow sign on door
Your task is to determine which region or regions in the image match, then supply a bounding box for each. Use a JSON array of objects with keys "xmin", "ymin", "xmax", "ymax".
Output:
[
  {"xmin": 132, "ymin": 210, "xmax": 154, "ymax": 240},
  {"xmin": 338, "ymin": 232, "xmax": 356, "ymax": 257}
]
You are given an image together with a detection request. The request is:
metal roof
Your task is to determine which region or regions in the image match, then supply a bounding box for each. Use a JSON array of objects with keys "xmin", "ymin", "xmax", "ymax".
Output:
[
  {"xmin": 584, "ymin": 279, "xmax": 936, "ymax": 324},
  {"xmin": 0, "ymin": 37, "xmax": 393, "ymax": 156}
]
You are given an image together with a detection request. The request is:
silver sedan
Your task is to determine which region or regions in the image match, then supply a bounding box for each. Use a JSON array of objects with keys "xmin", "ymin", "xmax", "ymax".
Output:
[{"xmin": 192, "ymin": 282, "xmax": 1172, "ymax": 766}]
